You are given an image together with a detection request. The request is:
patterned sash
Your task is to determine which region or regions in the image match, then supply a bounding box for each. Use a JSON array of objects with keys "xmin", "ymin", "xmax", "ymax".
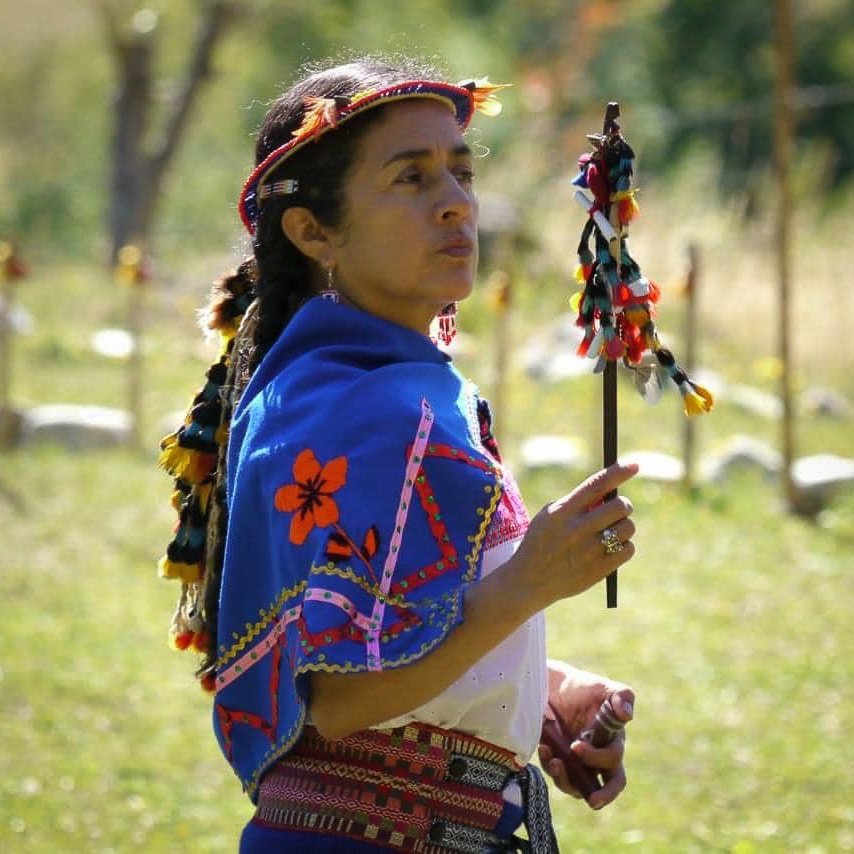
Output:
[{"xmin": 251, "ymin": 723, "xmax": 559, "ymax": 852}]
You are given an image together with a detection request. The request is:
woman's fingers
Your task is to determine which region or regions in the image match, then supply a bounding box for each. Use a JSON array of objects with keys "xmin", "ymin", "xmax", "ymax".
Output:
[
  {"xmin": 587, "ymin": 764, "xmax": 627, "ymax": 810},
  {"xmin": 563, "ymin": 462, "xmax": 639, "ymax": 512},
  {"xmin": 570, "ymin": 731, "xmax": 625, "ymax": 772},
  {"xmin": 583, "ymin": 496, "xmax": 635, "ymax": 536},
  {"xmin": 537, "ymin": 744, "xmax": 583, "ymax": 799}
]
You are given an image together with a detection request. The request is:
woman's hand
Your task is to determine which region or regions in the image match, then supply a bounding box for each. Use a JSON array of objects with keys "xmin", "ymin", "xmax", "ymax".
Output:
[
  {"xmin": 507, "ymin": 462, "xmax": 638, "ymax": 611},
  {"xmin": 538, "ymin": 661, "xmax": 635, "ymax": 810}
]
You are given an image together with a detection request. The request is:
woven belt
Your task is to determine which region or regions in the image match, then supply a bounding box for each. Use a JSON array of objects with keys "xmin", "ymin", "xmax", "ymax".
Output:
[{"xmin": 252, "ymin": 723, "xmax": 559, "ymax": 852}]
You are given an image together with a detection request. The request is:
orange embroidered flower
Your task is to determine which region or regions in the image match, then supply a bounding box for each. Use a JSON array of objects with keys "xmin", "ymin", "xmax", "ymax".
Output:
[{"xmin": 275, "ymin": 450, "xmax": 348, "ymax": 545}]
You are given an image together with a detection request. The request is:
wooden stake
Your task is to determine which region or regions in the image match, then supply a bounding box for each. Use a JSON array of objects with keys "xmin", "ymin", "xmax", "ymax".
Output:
[
  {"xmin": 774, "ymin": 0, "xmax": 797, "ymax": 508},
  {"xmin": 0, "ymin": 270, "xmax": 12, "ymax": 417},
  {"xmin": 682, "ymin": 244, "xmax": 699, "ymax": 492},
  {"xmin": 491, "ymin": 270, "xmax": 511, "ymax": 446}
]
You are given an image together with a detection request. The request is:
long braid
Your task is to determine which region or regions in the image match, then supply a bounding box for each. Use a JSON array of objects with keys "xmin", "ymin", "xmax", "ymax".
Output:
[{"xmin": 250, "ymin": 205, "xmax": 316, "ymax": 371}]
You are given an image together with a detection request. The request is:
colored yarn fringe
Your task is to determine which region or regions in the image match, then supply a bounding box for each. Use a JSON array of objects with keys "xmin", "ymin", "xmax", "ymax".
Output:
[
  {"xmin": 570, "ymin": 112, "xmax": 713, "ymax": 416},
  {"xmin": 157, "ymin": 264, "xmax": 256, "ymax": 686}
]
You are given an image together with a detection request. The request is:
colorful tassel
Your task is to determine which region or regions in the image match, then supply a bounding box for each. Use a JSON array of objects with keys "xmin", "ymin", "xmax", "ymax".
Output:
[
  {"xmin": 570, "ymin": 107, "xmax": 713, "ymax": 416},
  {"xmin": 158, "ymin": 264, "xmax": 256, "ymax": 671}
]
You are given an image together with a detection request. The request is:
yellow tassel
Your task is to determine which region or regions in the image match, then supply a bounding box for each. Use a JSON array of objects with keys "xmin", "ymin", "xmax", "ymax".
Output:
[
  {"xmin": 682, "ymin": 384, "xmax": 715, "ymax": 416},
  {"xmin": 158, "ymin": 439, "xmax": 216, "ymax": 484},
  {"xmin": 623, "ymin": 306, "xmax": 650, "ymax": 327},
  {"xmin": 158, "ymin": 555, "xmax": 204, "ymax": 584},
  {"xmin": 569, "ymin": 290, "xmax": 583, "ymax": 313}
]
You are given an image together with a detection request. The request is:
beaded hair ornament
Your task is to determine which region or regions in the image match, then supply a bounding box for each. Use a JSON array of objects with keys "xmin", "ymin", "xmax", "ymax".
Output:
[
  {"xmin": 158, "ymin": 77, "xmax": 508, "ymax": 687},
  {"xmin": 238, "ymin": 78, "xmax": 508, "ymax": 236}
]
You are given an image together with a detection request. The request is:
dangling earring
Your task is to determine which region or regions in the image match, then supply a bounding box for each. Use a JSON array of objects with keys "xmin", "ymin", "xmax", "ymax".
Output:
[
  {"xmin": 437, "ymin": 302, "xmax": 457, "ymax": 346},
  {"xmin": 320, "ymin": 262, "xmax": 339, "ymax": 302}
]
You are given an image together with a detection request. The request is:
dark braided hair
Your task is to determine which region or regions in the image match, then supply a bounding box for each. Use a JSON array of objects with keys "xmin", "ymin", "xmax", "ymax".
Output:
[{"xmin": 195, "ymin": 56, "xmax": 448, "ymax": 681}]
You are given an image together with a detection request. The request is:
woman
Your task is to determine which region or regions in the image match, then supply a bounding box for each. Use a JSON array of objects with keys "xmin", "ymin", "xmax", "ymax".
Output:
[{"xmin": 159, "ymin": 57, "xmax": 638, "ymax": 852}]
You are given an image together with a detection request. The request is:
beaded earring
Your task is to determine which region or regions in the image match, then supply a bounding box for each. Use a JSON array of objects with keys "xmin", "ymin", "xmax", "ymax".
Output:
[
  {"xmin": 437, "ymin": 302, "xmax": 457, "ymax": 346},
  {"xmin": 320, "ymin": 262, "xmax": 339, "ymax": 302}
]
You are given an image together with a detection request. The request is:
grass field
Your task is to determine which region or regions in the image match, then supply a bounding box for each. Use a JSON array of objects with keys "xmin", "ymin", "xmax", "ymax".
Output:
[{"xmin": 2, "ymin": 206, "xmax": 853, "ymax": 852}]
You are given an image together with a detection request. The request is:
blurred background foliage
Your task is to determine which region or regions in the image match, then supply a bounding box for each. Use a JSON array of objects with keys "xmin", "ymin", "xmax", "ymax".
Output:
[
  {"xmin": 2, "ymin": 0, "xmax": 853, "ymax": 261},
  {"xmin": 3, "ymin": 2, "xmax": 854, "ymax": 852}
]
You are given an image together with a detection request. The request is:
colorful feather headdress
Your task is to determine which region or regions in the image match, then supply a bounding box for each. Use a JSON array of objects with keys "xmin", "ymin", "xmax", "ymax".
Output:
[{"xmin": 238, "ymin": 78, "xmax": 509, "ymax": 235}]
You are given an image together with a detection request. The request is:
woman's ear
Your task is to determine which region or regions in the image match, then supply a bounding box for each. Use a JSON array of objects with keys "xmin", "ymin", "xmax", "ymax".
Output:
[{"xmin": 280, "ymin": 207, "xmax": 333, "ymax": 264}]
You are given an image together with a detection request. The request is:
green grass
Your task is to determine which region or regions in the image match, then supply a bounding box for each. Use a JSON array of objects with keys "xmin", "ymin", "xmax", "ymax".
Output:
[{"xmin": 2, "ymin": 250, "xmax": 853, "ymax": 853}]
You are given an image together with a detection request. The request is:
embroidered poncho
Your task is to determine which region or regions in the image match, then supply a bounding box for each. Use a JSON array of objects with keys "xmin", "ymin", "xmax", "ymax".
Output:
[{"xmin": 212, "ymin": 298, "xmax": 510, "ymax": 799}]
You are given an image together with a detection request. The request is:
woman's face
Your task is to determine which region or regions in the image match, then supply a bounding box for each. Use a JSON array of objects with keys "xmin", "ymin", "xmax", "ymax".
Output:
[{"xmin": 327, "ymin": 99, "xmax": 479, "ymax": 335}]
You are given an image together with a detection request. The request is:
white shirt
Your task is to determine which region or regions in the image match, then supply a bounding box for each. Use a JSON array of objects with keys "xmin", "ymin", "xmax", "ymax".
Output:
[{"xmin": 374, "ymin": 478, "xmax": 548, "ymax": 764}]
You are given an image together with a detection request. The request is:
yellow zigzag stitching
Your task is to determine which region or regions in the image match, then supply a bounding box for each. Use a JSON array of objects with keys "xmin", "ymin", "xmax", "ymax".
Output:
[
  {"xmin": 310, "ymin": 562, "xmax": 408, "ymax": 606},
  {"xmin": 294, "ymin": 591, "xmax": 461, "ymax": 677},
  {"xmin": 215, "ymin": 580, "xmax": 307, "ymax": 669},
  {"xmin": 464, "ymin": 469, "xmax": 503, "ymax": 582}
]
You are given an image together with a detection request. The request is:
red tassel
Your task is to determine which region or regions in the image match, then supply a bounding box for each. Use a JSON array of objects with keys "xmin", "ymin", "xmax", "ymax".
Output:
[
  {"xmin": 173, "ymin": 631, "xmax": 194, "ymax": 651},
  {"xmin": 191, "ymin": 631, "xmax": 211, "ymax": 653}
]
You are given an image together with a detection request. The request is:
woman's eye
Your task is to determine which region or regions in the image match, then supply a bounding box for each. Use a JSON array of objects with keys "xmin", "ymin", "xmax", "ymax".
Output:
[
  {"xmin": 456, "ymin": 168, "xmax": 475, "ymax": 186},
  {"xmin": 397, "ymin": 169, "xmax": 422, "ymax": 185}
]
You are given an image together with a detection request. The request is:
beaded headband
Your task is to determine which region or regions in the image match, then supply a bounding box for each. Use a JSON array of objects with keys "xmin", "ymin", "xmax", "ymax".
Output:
[{"xmin": 238, "ymin": 78, "xmax": 508, "ymax": 236}]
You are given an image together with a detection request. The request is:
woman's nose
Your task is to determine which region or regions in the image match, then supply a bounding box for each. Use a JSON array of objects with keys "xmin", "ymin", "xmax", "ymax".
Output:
[{"xmin": 436, "ymin": 174, "xmax": 474, "ymax": 222}]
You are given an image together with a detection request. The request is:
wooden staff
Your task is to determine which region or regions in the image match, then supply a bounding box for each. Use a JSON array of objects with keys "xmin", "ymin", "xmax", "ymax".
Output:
[
  {"xmin": 601, "ymin": 103, "xmax": 621, "ymax": 609},
  {"xmin": 603, "ymin": 357, "xmax": 618, "ymax": 607}
]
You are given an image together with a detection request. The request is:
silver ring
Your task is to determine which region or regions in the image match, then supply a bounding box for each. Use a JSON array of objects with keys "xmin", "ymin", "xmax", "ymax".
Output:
[{"xmin": 600, "ymin": 527, "xmax": 624, "ymax": 555}]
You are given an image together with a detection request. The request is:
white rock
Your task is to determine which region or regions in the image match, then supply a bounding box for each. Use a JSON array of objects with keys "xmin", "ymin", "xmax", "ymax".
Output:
[
  {"xmin": 728, "ymin": 384, "xmax": 783, "ymax": 419},
  {"xmin": 701, "ymin": 435, "xmax": 783, "ymax": 483},
  {"xmin": 0, "ymin": 297, "xmax": 34, "ymax": 336},
  {"xmin": 620, "ymin": 449, "xmax": 685, "ymax": 482},
  {"xmin": 520, "ymin": 434, "xmax": 588, "ymax": 469},
  {"xmin": 22, "ymin": 404, "xmax": 132, "ymax": 450},
  {"xmin": 91, "ymin": 328, "xmax": 136, "ymax": 359},
  {"xmin": 790, "ymin": 454, "xmax": 854, "ymax": 514},
  {"xmin": 798, "ymin": 387, "xmax": 852, "ymax": 419},
  {"xmin": 792, "ymin": 454, "xmax": 854, "ymax": 489}
]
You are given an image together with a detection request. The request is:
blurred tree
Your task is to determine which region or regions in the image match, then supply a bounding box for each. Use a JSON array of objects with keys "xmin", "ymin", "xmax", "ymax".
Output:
[
  {"xmin": 98, "ymin": 0, "xmax": 237, "ymax": 261},
  {"xmin": 581, "ymin": 0, "xmax": 854, "ymax": 188}
]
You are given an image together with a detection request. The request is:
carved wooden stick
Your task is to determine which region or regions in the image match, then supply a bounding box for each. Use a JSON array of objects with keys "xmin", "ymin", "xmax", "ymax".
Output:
[{"xmin": 540, "ymin": 690, "xmax": 632, "ymax": 801}]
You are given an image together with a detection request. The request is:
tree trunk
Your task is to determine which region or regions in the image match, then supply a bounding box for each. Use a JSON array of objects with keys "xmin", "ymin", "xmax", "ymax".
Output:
[
  {"xmin": 109, "ymin": 30, "xmax": 154, "ymax": 261},
  {"xmin": 103, "ymin": 2, "xmax": 234, "ymax": 262}
]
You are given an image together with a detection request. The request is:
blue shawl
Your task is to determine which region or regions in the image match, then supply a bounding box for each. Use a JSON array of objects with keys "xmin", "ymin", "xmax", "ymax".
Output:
[{"xmin": 212, "ymin": 298, "xmax": 506, "ymax": 799}]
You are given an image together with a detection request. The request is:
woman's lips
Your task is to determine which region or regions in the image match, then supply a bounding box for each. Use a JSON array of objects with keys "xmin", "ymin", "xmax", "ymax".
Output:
[{"xmin": 437, "ymin": 238, "xmax": 474, "ymax": 257}]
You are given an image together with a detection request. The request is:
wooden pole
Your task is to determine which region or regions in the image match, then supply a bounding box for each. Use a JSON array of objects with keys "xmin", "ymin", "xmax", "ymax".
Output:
[
  {"xmin": 682, "ymin": 243, "xmax": 699, "ymax": 492},
  {"xmin": 0, "ymin": 242, "xmax": 21, "ymax": 447},
  {"xmin": 115, "ymin": 244, "xmax": 145, "ymax": 450},
  {"xmin": 128, "ymin": 278, "xmax": 143, "ymax": 450},
  {"xmin": 0, "ymin": 270, "xmax": 12, "ymax": 416},
  {"xmin": 774, "ymin": 0, "xmax": 797, "ymax": 508},
  {"xmin": 603, "ymin": 359, "xmax": 618, "ymax": 607},
  {"xmin": 491, "ymin": 270, "xmax": 511, "ymax": 446}
]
